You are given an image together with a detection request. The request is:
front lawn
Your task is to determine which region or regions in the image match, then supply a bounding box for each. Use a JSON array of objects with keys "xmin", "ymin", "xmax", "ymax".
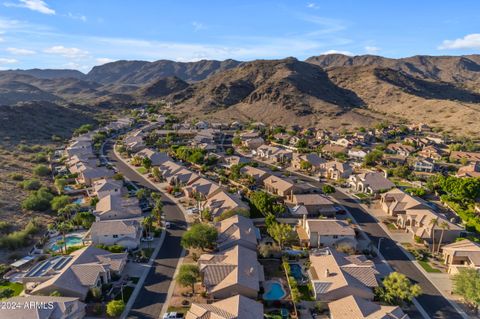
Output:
[
  {"xmin": 418, "ymin": 260, "xmax": 441, "ymax": 273},
  {"xmin": 0, "ymin": 282, "xmax": 23, "ymax": 299},
  {"xmin": 136, "ymin": 167, "xmax": 148, "ymax": 174}
]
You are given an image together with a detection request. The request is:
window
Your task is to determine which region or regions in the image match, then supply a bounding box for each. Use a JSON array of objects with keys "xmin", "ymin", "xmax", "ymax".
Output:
[
  {"xmin": 333, "ymin": 235, "xmax": 338, "ymax": 239},
  {"xmin": 113, "ymin": 234, "xmax": 118, "ymax": 238}
]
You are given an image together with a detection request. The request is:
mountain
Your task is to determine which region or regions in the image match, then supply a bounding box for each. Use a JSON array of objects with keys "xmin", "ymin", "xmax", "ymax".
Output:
[
  {"xmin": 86, "ymin": 59, "xmax": 241, "ymax": 84},
  {"xmin": 306, "ymin": 54, "xmax": 480, "ymax": 92},
  {"xmin": 0, "ymin": 69, "xmax": 85, "ymax": 80},
  {"xmin": 139, "ymin": 76, "xmax": 189, "ymax": 98}
]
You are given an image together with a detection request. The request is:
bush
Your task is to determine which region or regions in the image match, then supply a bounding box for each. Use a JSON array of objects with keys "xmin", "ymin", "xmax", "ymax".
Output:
[
  {"xmin": 0, "ymin": 288, "xmax": 14, "ymax": 299},
  {"xmin": 51, "ymin": 195, "xmax": 71, "ymax": 212},
  {"xmin": 33, "ymin": 164, "xmax": 51, "ymax": 177},
  {"xmin": 9, "ymin": 173, "xmax": 24, "ymax": 181},
  {"xmin": 214, "ymin": 208, "xmax": 250, "ymax": 222},
  {"xmin": 0, "ymin": 220, "xmax": 39, "ymax": 249},
  {"xmin": 21, "ymin": 187, "xmax": 53, "ymax": 211},
  {"xmin": 20, "ymin": 179, "xmax": 42, "ymax": 190},
  {"xmin": 106, "ymin": 299, "xmax": 125, "ymax": 317},
  {"xmin": 95, "ymin": 244, "xmax": 125, "ymax": 253}
]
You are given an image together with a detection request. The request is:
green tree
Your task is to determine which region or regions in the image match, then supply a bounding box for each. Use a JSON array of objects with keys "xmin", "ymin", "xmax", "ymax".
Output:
[
  {"xmin": 436, "ymin": 221, "xmax": 450, "ymax": 255},
  {"xmin": 22, "ymin": 187, "xmax": 53, "ymax": 211},
  {"xmin": 106, "ymin": 299, "xmax": 125, "ymax": 317},
  {"xmin": 21, "ymin": 179, "xmax": 41, "ymax": 190},
  {"xmin": 232, "ymin": 136, "xmax": 241, "ymax": 146},
  {"xmin": 51, "ymin": 195, "xmax": 71, "ymax": 212},
  {"xmin": 296, "ymin": 138, "xmax": 308, "ymax": 148},
  {"xmin": 181, "ymin": 223, "xmax": 218, "ymax": 251},
  {"xmin": 33, "ymin": 164, "xmax": 51, "ymax": 177},
  {"xmin": 151, "ymin": 200, "xmax": 163, "ymax": 226},
  {"xmin": 142, "ymin": 157, "xmax": 152, "ymax": 169},
  {"xmin": 429, "ymin": 218, "xmax": 439, "ymax": 254},
  {"xmin": 267, "ymin": 222, "xmax": 295, "ymax": 249},
  {"xmin": 214, "ymin": 208, "xmax": 250, "ymax": 222},
  {"xmin": 375, "ymin": 272, "xmax": 422, "ymax": 306},
  {"xmin": 249, "ymin": 191, "xmax": 276, "ymax": 216},
  {"xmin": 300, "ymin": 160, "xmax": 312, "ymax": 171},
  {"xmin": 364, "ymin": 150, "xmax": 383, "ymax": 166},
  {"xmin": 176, "ymin": 264, "xmax": 200, "ymax": 294},
  {"xmin": 322, "ymin": 184, "xmax": 335, "ymax": 195},
  {"xmin": 452, "ymin": 268, "xmax": 480, "ymax": 313}
]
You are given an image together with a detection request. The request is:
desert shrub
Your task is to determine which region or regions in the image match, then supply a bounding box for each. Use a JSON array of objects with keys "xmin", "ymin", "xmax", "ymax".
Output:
[
  {"xmin": 22, "ymin": 187, "xmax": 53, "ymax": 211},
  {"xmin": 20, "ymin": 179, "xmax": 41, "ymax": 190},
  {"xmin": 33, "ymin": 164, "xmax": 51, "ymax": 177},
  {"xmin": 9, "ymin": 173, "xmax": 24, "ymax": 181}
]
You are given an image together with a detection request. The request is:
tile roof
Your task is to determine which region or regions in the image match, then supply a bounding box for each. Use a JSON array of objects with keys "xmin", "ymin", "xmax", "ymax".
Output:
[
  {"xmin": 329, "ymin": 295, "xmax": 410, "ymax": 319},
  {"xmin": 186, "ymin": 295, "xmax": 263, "ymax": 319}
]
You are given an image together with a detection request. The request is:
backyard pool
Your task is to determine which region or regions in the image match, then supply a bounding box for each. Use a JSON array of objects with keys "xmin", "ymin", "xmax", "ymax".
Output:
[
  {"xmin": 50, "ymin": 235, "xmax": 83, "ymax": 251},
  {"xmin": 289, "ymin": 263, "xmax": 305, "ymax": 281},
  {"xmin": 263, "ymin": 280, "xmax": 286, "ymax": 300},
  {"xmin": 72, "ymin": 197, "xmax": 84, "ymax": 205},
  {"xmin": 63, "ymin": 186, "xmax": 74, "ymax": 191}
]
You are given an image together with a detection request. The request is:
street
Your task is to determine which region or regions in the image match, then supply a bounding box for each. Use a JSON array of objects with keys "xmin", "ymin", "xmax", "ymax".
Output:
[{"xmin": 105, "ymin": 140, "xmax": 186, "ymax": 319}]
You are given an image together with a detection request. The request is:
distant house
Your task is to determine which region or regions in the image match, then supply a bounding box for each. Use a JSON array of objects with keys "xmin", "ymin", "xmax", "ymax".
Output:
[
  {"xmin": 308, "ymin": 248, "xmax": 379, "ymax": 301},
  {"xmin": 216, "ymin": 215, "xmax": 259, "ymax": 251},
  {"xmin": 198, "ymin": 245, "xmax": 264, "ymax": 299},
  {"xmin": 88, "ymin": 178, "xmax": 124, "ymax": 199},
  {"xmin": 168, "ymin": 168, "xmax": 200, "ymax": 186},
  {"xmin": 186, "ymin": 295, "xmax": 264, "ymax": 319},
  {"xmin": 135, "ymin": 148, "xmax": 171, "ymax": 166},
  {"xmin": 25, "ymin": 246, "xmax": 127, "ymax": 300},
  {"xmin": 184, "ymin": 178, "xmax": 221, "ymax": 200},
  {"xmin": 456, "ymin": 161, "xmax": 480, "ymax": 178},
  {"xmin": 322, "ymin": 144, "xmax": 348, "ymax": 156},
  {"xmin": 450, "ymin": 151, "xmax": 480, "ymax": 163},
  {"xmin": 413, "ymin": 157, "xmax": 435, "ymax": 173},
  {"xmin": 329, "ymin": 295, "xmax": 409, "ymax": 319},
  {"xmin": 94, "ymin": 194, "xmax": 142, "ymax": 221},
  {"xmin": 263, "ymin": 175, "xmax": 295, "ymax": 199},
  {"xmin": 418, "ymin": 145, "xmax": 445, "ymax": 161},
  {"xmin": 2, "ymin": 296, "xmax": 86, "ymax": 319},
  {"xmin": 287, "ymin": 193, "xmax": 337, "ymax": 217},
  {"xmin": 86, "ymin": 219, "xmax": 142, "ymax": 249},
  {"xmin": 158, "ymin": 160, "xmax": 183, "ymax": 182},
  {"xmin": 242, "ymin": 137, "xmax": 265, "ymax": 150},
  {"xmin": 319, "ymin": 161, "xmax": 352, "ymax": 180},
  {"xmin": 254, "ymin": 145, "xmax": 293, "ymax": 163},
  {"xmin": 297, "ymin": 218, "xmax": 356, "ymax": 249},
  {"xmin": 442, "ymin": 239, "xmax": 480, "ymax": 274},
  {"xmin": 349, "ymin": 172, "xmax": 394, "ymax": 194},
  {"xmin": 124, "ymin": 135, "xmax": 145, "ymax": 152},
  {"xmin": 348, "ymin": 149, "xmax": 368, "ymax": 161},
  {"xmin": 239, "ymin": 165, "xmax": 270, "ymax": 184},
  {"xmin": 76, "ymin": 166, "xmax": 114, "ymax": 186},
  {"xmin": 291, "ymin": 153, "xmax": 326, "ymax": 172},
  {"xmin": 380, "ymin": 188, "xmax": 427, "ymax": 217},
  {"xmin": 331, "ymin": 138, "xmax": 354, "ymax": 148},
  {"xmin": 386, "ymin": 143, "xmax": 416, "ymax": 157},
  {"xmin": 204, "ymin": 191, "xmax": 249, "ymax": 219}
]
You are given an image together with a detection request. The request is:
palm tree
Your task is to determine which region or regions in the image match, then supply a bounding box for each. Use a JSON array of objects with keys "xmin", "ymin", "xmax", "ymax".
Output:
[
  {"xmin": 436, "ymin": 221, "xmax": 450, "ymax": 255},
  {"xmin": 142, "ymin": 215, "xmax": 153, "ymax": 238},
  {"xmin": 151, "ymin": 201, "xmax": 163, "ymax": 227},
  {"xmin": 56, "ymin": 222, "xmax": 68, "ymax": 254},
  {"xmin": 429, "ymin": 218, "xmax": 439, "ymax": 254}
]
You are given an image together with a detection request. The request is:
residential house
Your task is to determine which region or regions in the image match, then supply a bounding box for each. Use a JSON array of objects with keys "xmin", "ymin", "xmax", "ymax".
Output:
[
  {"xmin": 329, "ymin": 295, "xmax": 409, "ymax": 319},
  {"xmin": 386, "ymin": 143, "xmax": 416, "ymax": 157},
  {"xmin": 24, "ymin": 246, "xmax": 127, "ymax": 300},
  {"xmin": 76, "ymin": 166, "xmax": 114, "ymax": 187},
  {"xmin": 88, "ymin": 178, "xmax": 124, "ymax": 199},
  {"xmin": 308, "ymin": 248, "xmax": 379, "ymax": 301},
  {"xmin": 321, "ymin": 144, "xmax": 347, "ymax": 156},
  {"xmin": 456, "ymin": 161, "xmax": 480, "ymax": 178},
  {"xmin": 254, "ymin": 145, "xmax": 293, "ymax": 164},
  {"xmin": 332, "ymin": 138, "xmax": 354, "ymax": 148},
  {"xmin": 198, "ymin": 245, "xmax": 264, "ymax": 299},
  {"xmin": 291, "ymin": 153, "xmax": 326, "ymax": 172},
  {"xmin": 186, "ymin": 295, "xmax": 263, "ymax": 319},
  {"xmin": 239, "ymin": 166, "xmax": 270, "ymax": 185},
  {"xmin": 348, "ymin": 149, "xmax": 368, "ymax": 161},
  {"xmin": 135, "ymin": 148, "xmax": 171, "ymax": 166},
  {"xmin": 242, "ymin": 137, "xmax": 265, "ymax": 150},
  {"xmin": 380, "ymin": 188, "xmax": 427, "ymax": 217},
  {"xmin": 86, "ymin": 219, "xmax": 142, "ymax": 249},
  {"xmin": 204, "ymin": 191, "xmax": 249, "ymax": 220},
  {"xmin": 184, "ymin": 178, "xmax": 221, "ymax": 200},
  {"xmin": 216, "ymin": 215, "xmax": 259, "ymax": 251},
  {"xmin": 124, "ymin": 135, "xmax": 145, "ymax": 152},
  {"xmin": 320, "ymin": 161, "xmax": 353, "ymax": 180},
  {"xmin": 442, "ymin": 239, "xmax": 480, "ymax": 274},
  {"xmin": 94, "ymin": 193, "xmax": 142, "ymax": 221},
  {"xmin": 450, "ymin": 151, "xmax": 480, "ymax": 163},
  {"xmin": 2, "ymin": 296, "xmax": 86, "ymax": 319},
  {"xmin": 168, "ymin": 168, "xmax": 200, "ymax": 186},
  {"xmin": 263, "ymin": 175, "xmax": 295, "ymax": 199},
  {"xmin": 349, "ymin": 172, "xmax": 395, "ymax": 194},
  {"xmin": 158, "ymin": 160, "xmax": 183, "ymax": 182},
  {"xmin": 287, "ymin": 193, "xmax": 337, "ymax": 217},
  {"xmin": 297, "ymin": 218, "xmax": 356, "ymax": 249},
  {"xmin": 418, "ymin": 145, "xmax": 445, "ymax": 161},
  {"xmin": 413, "ymin": 157, "xmax": 435, "ymax": 173}
]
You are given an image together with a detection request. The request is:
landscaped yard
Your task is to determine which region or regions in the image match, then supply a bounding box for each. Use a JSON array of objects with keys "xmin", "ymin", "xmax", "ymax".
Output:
[
  {"xmin": 355, "ymin": 193, "xmax": 370, "ymax": 199},
  {"xmin": 418, "ymin": 260, "xmax": 441, "ymax": 273},
  {"xmin": 136, "ymin": 167, "xmax": 148, "ymax": 174},
  {"xmin": 0, "ymin": 281, "xmax": 23, "ymax": 299},
  {"xmin": 298, "ymin": 284, "xmax": 314, "ymax": 301}
]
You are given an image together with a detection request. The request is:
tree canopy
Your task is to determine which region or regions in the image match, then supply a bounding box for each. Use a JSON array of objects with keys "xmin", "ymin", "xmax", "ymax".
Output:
[
  {"xmin": 452, "ymin": 268, "xmax": 480, "ymax": 312},
  {"xmin": 181, "ymin": 223, "xmax": 218, "ymax": 251},
  {"xmin": 176, "ymin": 264, "xmax": 200, "ymax": 293},
  {"xmin": 375, "ymin": 272, "xmax": 422, "ymax": 306},
  {"xmin": 106, "ymin": 299, "xmax": 125, "ymax": 317}
]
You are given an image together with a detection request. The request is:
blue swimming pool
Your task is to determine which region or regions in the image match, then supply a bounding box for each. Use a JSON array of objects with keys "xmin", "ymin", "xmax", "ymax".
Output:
[
  {"xmin": 50, "ymin": 235, "xmax": 83, "ymax": 251},
  {"xmin": 290, "ymin": 263, "xmax": 304, "ymax": 281},
  {"xmin": 64, "ymin": 186, "xmax": 74, "ymax": 191},
  {"xmin": 72, "ymin": 198, "xmax": 84, "ymax": 205},
  {"xmin": 263, "ymin": 281, "xmax": 286, "ymax": 300}
]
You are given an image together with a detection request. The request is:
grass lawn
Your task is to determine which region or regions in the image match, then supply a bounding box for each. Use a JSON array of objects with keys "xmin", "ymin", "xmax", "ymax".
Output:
[
  {"xmin": 167, "ymin": 306, "xmax": 188, "ymax": 314},
  {"xmin": 386, "ymin": 222, "xmax": 397, "ymax": 231},
  {"xmin": 355, "ymin": 193, "xmax": 370, "ymax": 199},
  {"xmin": 298, "ymin": 285, "xmax": 314, "ymax": 301},
  {"xmin": 136, "ymin": 167, "xmax": 148, "ymax": 174},
  {"xmin": 0, "ymin": 282, "xmax": 23, "ymax": 299},
  {"xmin": 418, "ymin": 260, "xmax": 441, "ymax": 273}
]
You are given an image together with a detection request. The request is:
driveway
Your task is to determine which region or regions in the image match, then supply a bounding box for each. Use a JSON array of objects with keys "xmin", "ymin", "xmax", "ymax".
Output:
[{"xmin": 105, "ymin": 140, "xmax": 186, "ymax": 319}]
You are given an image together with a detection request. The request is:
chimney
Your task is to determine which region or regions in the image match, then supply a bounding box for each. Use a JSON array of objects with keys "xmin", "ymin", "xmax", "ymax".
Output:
[{"xmin": 325, "ymin": 269, "xmax": 330, "ymax": 277}]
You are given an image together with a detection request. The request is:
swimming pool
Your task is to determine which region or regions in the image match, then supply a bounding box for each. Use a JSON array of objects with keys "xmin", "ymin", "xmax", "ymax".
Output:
[
  {"xmin": 72, "ymin": 198, "xmax": 84, "ymax": 205},
  {"xmin": 64, "ymin": 186, "xmax": 74, "ymax": 191},
  {"xmin": 263, "ymin": 281, "xmax": 286, "ymax": 300},
  {"xmin": 290, "ymin": 263, "xmax": 304, "ymax": 281},
  {"xmin": 50, "ymin": 235, "xmax": 83, "ymax": 251}
]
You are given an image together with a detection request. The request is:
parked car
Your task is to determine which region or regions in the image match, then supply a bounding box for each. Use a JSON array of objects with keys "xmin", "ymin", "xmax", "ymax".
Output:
[
  {"xmin": 165, "ymin": 222, "xmax": 171, "ymax": 229},
  {"xmin": 163, "ymin": 312, "xmax": 183, "ymax": 319}
]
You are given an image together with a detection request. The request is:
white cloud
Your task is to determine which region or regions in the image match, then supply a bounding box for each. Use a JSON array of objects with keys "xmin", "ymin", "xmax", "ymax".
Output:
[
  {"xmin": 67, "ymin": 12, "xmax": 87, "ymax": 22},
  {"xmin": 4, "ymin": 0, "xmax": 55, "ymax": 15},
  {"xmin": 192, "ymin": 21, "xmax": 206, "ymax": 31},
  {"xmin": 438, "ymin": 33, "xmax": 480, "ymax": 50},
  {"xmin": 96, "ymin": 57, "xmax": 114, "ymax": 64},
  {"xmin": 6, "ymin": 47, "xmax": 36, "ymax": 55},
  {"xmin": 44, "ymin": 45, "xmax": 89, "ymax": 58},
  {"xmin": 0, "ymin": 57, "xmax": 18, "ymax": 64},
  {"xmin": 306, "ymin": 3, "xmax": 319, "ymax": 9},
  {"xmin": 365, "ymin": 46, "xmax": 380, "ymax": 54},
  {"xmin": 322, "ymin": 49, "xmax": 353, "ymax": 56}
]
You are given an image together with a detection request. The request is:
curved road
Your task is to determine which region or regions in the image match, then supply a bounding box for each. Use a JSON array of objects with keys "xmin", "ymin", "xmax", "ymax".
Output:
[{"xmin": 105, "ymin": 140, "xmax": 186, "ymax": 319}]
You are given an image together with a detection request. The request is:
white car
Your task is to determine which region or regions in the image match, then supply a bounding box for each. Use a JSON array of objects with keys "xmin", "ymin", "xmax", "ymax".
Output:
[
  {"xmin": 165, "ymin": 222, "xmax": 171, "ymax": 229},
  {"xmin": 163, "ymin": 312, "xmax": 183, "ymax": 318}
]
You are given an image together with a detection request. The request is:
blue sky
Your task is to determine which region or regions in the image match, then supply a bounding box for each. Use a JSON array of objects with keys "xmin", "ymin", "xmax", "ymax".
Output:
[{"xmin": 0, "ymin": 0, "xmax": 479, "ymax": 72}]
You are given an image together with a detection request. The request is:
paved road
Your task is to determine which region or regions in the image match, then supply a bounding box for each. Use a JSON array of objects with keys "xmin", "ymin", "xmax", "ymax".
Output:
[
  {"xmin": 105, "ymin": 141, "xmax": 186, "ymax": 319},
  {"xmin": 290, "ymin": 172, "xmax": 463, "ymax": 319}
]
